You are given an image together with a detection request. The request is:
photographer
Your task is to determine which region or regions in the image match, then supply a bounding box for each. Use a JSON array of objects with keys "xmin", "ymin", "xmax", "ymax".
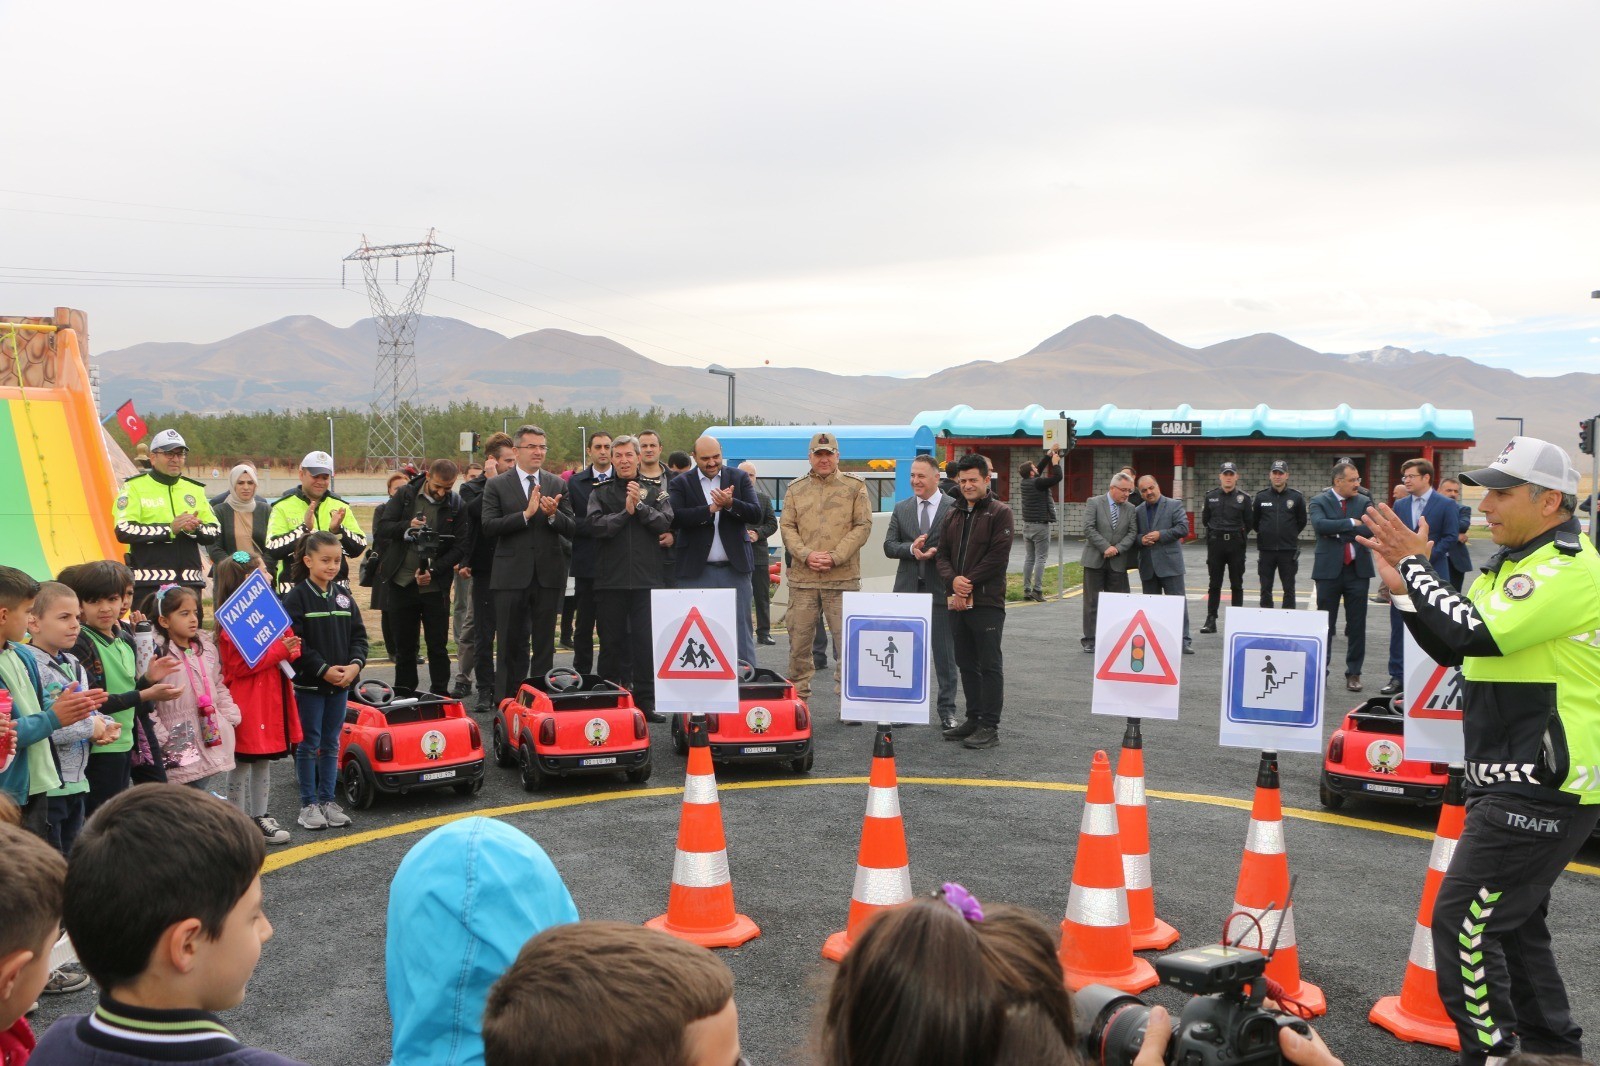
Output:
[{"xmin": 375, "ymin": 460, "xmax": 467, "ymax": 695}]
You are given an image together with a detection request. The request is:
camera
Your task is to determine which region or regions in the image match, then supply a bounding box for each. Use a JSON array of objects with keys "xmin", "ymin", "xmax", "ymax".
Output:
[
  {"xmin": 404, "ymin": 526, "xmax": 455, "ymax": 568},
  {"xmin": 1075, "ymin": 943, "xmax": 1310, "ymax": 1066}
]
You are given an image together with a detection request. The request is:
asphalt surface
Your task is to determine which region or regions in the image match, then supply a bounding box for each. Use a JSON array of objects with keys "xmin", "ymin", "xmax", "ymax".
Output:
[{"xmin": 32, "ymin": 542, "xmax": 1600, "ymax": 1065}]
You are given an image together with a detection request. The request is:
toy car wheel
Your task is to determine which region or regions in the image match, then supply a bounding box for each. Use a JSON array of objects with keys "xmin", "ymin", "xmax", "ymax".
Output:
[
  {"xmin": 492, "ymin": 717, "xmax": 516, "ymax": 768},
  {"xmin": 791, "ymin": 751, "xmax": 814, "ymax": 774},
  {"xmin": 341, "ymin": 759, "xmax": 376, "ymax": 810},
  {"xmin": 1318, "ymin": 772, "xmax": 1346, "ymax": 810},
  {"xmin": 625, "ymin": 759, "xmax": 653, "ymax": 785},
  {"xmin": 517, "ymin": 734, "xmax": 545, "ymax": 792},
  {"xmin": 452, "ymin": 776, "xmax": 483, "ymax": 797}
]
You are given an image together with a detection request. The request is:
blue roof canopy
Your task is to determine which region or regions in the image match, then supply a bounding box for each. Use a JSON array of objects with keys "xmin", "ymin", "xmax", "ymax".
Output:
[{"xmin": 912, "ymin": 404, "xmax": 1475, "ymax": 441}]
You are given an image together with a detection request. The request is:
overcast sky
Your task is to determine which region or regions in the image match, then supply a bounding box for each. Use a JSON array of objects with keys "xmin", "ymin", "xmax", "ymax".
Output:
[{"xmin": 7, "ymin": 1, "xmax": 1599, "ymax": 377}]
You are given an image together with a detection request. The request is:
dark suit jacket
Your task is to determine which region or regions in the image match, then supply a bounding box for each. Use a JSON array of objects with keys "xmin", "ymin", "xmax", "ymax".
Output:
[
  {"xmin": 669, "ymin": 466, "xmax": 760, "ymax": 577},
  {"xmin": 566, "ymin": 466, "xmax": 608, "ymax": 580},
  {"xmin": 1447, "ymin": 502, "xmax": 1473, "ymax": 575},
  {"xmin": 479, "ymin": 467, "xmax": 576, "ymax": 592},
  {"xmin": 1394, "ymin": 491, "xmax": 1459, "ymax": 575},
  {"xmin": 1134, "ymin": 496, "xmax": 1188, "ymax": 581},
  {"xmin": 884, "ymin": 491, "xmax": 954, "ymax": 593},
  {"xmin": 1309, "ymin": 489, "xmax": 1375, "ymax": 580}
]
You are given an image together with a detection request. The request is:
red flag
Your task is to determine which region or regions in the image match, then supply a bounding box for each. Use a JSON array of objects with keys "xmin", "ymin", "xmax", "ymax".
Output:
[{"xmin": 115, "ymin": 399, "xmax": 148, "ymax": 445}]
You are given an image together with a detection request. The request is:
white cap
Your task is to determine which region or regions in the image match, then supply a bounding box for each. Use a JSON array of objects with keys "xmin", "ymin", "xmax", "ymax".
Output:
[
  {"xmin": 149, "ymin": 429, "xmax": 187, "ymax": 453},
  {"xmin": 1460, "ymin": 436, "xmax": 1579, "ymax": 495},
  {"xmin": 300, "ymin": 450, "xmax": 335, "ymax": 476}
]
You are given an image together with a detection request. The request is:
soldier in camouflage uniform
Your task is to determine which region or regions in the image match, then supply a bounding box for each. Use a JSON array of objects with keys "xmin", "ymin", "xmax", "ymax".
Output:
[{"xmin": 779, "ymin": 432, "xmax": 872, "ymax": 701}]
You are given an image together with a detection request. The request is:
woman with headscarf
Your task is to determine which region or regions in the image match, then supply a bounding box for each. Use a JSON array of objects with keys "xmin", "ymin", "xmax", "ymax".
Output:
[{"xmin": 208, "ymin": 464, "xmax": 272, "ymax": 566}]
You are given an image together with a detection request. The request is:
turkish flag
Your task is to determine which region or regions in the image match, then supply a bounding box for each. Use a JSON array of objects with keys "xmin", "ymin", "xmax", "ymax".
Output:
[{"xmin": 115, "ymin": 399, "xmax": 148, "ymax": 445}]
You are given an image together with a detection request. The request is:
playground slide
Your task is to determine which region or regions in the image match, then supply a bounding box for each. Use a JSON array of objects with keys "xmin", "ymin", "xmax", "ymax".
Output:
[{"xmin": 0, "ymin": 312, "xmax": 122, "ymax": 579}]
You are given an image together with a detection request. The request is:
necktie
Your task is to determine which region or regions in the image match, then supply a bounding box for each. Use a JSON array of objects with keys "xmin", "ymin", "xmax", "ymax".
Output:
[
  {"xmin": 1109, "ymin": 497, "xmax": 1120, "ymax": 526},
  {"xmin": 919, "ymin": 499, "xmax": 931, "ymax": 535},
  {"xmin": 1341, "ymin": 497, "xmax": 1355, "ymax": 565}
]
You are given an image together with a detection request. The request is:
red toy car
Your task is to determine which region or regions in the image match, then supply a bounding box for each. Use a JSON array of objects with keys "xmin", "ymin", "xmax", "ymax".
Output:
[
  {"xmin": 339, "ymin": 680, "xmax": 486, "ymax": 808},
  {"xmin": 492, "ymin": 668, "xmax": 653, "ymax": 791},
  {"xmin": 669, "ymin": 663, "xmax": 813, "ymax": 773},
  {"xmin": 1320, "ymin": 694, "xmax": 1450, "ymax": 809}
]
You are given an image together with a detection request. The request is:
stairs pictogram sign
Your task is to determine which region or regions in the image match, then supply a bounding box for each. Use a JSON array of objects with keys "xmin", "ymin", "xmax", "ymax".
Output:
[
  {"xmin": 657, "ymin": 607, "xmax": 736, "ymax": 681},
  {"xmin": 1095, "ymin": 610, "xmax": 1178, "ymax": 686},
  {"xmin": 1409, "ymin": 664, "xmax": 1464, "ymax": 721}
]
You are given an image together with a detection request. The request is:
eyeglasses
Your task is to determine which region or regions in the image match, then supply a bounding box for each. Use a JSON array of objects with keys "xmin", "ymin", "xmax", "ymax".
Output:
[
  {"xmin": 517, "ymin": 443, "xmax": 547, "ymax": 451},
  {"xmin": 157, "ymin": 448, "xmax": 189, "ymax": 457}
]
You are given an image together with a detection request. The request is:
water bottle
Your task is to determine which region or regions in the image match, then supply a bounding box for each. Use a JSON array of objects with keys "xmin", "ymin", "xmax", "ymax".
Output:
[{"xmin": 133, "ymin": 620, "xmax": 156, "ymax": 678}]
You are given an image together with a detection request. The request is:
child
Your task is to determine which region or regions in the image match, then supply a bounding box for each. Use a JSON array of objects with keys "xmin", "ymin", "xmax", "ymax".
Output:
[
  {"xmin": 30, "ymin": 784, "xmax": 309, "ymax": 1066},
  {"xmin": 57, "ymin": 561, "xmax": 182, "ymax": 815},
  {"xmin": 142, "ymin": 585, "xmax": 241, "ymax": 798},
  {"xmin": 212, "ymin": 552, "xmax": 301, "ymax": 845},
  {"xmin": 281, "ymin": 530, "xmax": 367, "ymax": 832},
  {"xmin": 483, "ymin": 922, "xmax": 739, "ymax": 1066},
  {"xmin": 0, "ymin": 823, "xmax": 69, "ymax": 1065},
  {"xmin": 0, "ymin": 566, "xmax": 102, "ymax": 839}
]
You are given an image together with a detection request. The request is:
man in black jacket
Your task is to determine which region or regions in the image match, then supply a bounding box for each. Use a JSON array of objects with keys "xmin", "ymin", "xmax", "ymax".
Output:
[
  {"xmin": 588, "ymin": 435, "xmax": 673, "ymax": 719},
  {"xmin": 563, "ymin": 431, "xmax": 612, "ymax": 673},
  {"xmin": 375, "ymin": 460, "xmax": 469, "ymax": 695},
  {"xmin": 937, "ymin": 454, "xmax": 1015, "ymax": 750},
  {"xmin": 740, "ymin": 461, "xmax": 779, "ymax": 646},
  {"xmin": 669, "ymin": 435, "xmax": 762, "ymax": 666},
  {"xmin": 1016, "ymin": 447, "xmax": 1062, "ymax": 601},
  {"xmin": 457, "ymin": 434, "xmax": 513, "ymax": 712},
  {"xmin": 1252, "ymin": 460, "xmax": 1308, "ymax": 609}
]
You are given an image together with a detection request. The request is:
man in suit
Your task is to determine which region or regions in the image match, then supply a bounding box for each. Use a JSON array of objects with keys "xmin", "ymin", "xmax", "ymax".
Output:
[
  {"xmin": 456, "ymin": 433, "xmax": 513, "ymax": 712},
  {"xmin": 740, "ymin": 461, "xmax": 779, "ymax": 646},
  {"xmin": 480, "ymin": 424, "xmax": 577, "ymax": 701},
  {"xmin": 1309, "ymin": 459, "xmax": 1374, "ymax": 692},
  {"xmin": 1133, "ymin": 476, "xmax": 1194, "ymax": 654},
  {"xmin": 1380, "ymin": 458, "xmax": 1460, "ymax": 695},
  {"xmin": 1080, "ymin": 472, "xmax": 1138, "ymax": 653},
  {"xmin": 562, "ymin": 431, "xmax": 612, "ymax": 673},
  {"xmin": 1438, "ymin": 477, "xmax": 1474, "ymax": 589},
  {"xmin": 670, "ymin": 435, "xmax": 762, "ymax": 666},
  {"xmin": 884, "ymin": 454, "xmax": 959, "ymax": 728}
]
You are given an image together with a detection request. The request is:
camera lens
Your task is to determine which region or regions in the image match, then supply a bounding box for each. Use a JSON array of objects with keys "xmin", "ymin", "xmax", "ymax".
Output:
[{"xmin": 1074, "ymin": 984, "xmax": 1152, "ymax": 1066}]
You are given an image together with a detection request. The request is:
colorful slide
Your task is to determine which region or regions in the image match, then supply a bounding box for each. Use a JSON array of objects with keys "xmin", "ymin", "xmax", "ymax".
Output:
[{"xmin": 0, "ymin": 309, "xmax": 123, "ymax": 579}]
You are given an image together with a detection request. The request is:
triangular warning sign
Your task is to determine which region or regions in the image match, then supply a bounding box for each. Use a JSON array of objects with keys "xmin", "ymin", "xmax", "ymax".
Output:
[
  {"xmin": 1409, "ymin": 664, "xmax": 1463, "ymax": 721},
  {"xmin": 657, "ymin": 607, "xmax": 736, "ymax": 681},
  {"xmin": 1095, "ymin": 610, "xmax": 1178, "ymax": 686}
]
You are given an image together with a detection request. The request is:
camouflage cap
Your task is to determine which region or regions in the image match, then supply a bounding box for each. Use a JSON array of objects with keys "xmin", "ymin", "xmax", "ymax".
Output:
[{"xmin": 809, "ymin": 432, "xmax": 838, "ymax": 454}]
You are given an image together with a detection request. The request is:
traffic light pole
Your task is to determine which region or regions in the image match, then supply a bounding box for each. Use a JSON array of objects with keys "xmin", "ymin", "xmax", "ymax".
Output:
[{"xmin": 1590, "ymin": 416, "xmax": 1599, "ymax": 547}]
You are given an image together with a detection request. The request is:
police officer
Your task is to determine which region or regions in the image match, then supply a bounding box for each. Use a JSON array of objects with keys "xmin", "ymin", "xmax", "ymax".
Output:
[
  {"xmin": 114, "ymin": 429, "xmax": 221, "ymax": 607},
  {"xmin": 1252, "ymin": 460, "xmax": 1307, "ymax": 609},
  {"xmin": 1200, "ymin": 461, "xmax": 1252, "ymax": 633},
  {"xmin": 1361, "ymin": 436, "xmax": 1600, "ymax": 1065},
  {"xmin": 265, "ymin": 450, "xmax": 368, "ymax": 593}
]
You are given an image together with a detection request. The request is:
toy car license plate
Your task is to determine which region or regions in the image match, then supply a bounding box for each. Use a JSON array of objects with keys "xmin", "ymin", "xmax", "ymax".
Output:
[
  {"xmin": 420, "ymin": 769, "xmax": 457, "ymax": 782},
  {"xmin": 1363, "ymin": 782, "xmax": 1405, "ymax": 795},
  {"xmin": 742, "ymin": 745, "xmax": 777, "ymax": 754},
  {"xmin": 580, "ymin": 756, "xmax": 617, "ymax": 767}
]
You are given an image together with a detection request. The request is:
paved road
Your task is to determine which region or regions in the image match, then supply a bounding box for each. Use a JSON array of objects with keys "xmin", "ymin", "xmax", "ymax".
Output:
[{"xmin": 33, "ymin": 543, "xmax": 1600, "ymax": 1066}]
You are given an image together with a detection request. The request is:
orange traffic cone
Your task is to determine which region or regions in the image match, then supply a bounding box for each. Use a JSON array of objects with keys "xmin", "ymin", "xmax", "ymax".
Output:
[
  {"xmin": 823, "ymin": 724, "xmax": 912, "ymax": 961},
  {"xmin": 1370, "ymin": 765, "xmax": 1465, "ymax": 1051},
  {"xmin": 1225, "ymin": 751, "xmax": 1325, "ymax": 1016},
  {"xmin": 1060, "ymin": 750, "xmax": 1159, "ymax": 993},
  {"xmin": 1115, "ymin": 719, "xmax": 1180, "ymax": 951},
  {"xmin": 646, "ymin": 715, "xmax": 759, "ymax": 948}
]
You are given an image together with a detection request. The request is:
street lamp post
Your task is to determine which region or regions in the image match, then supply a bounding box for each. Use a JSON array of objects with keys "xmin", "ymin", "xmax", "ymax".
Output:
[
  {"xmin": 327, "ymin": 416, "xmax": 338, "ymax": 492},
  {"xmin": 1495, "ymin": 415, "xmax": 1524, "ymax": 439},
  {"xmin": 707, "ymin": 365, "xmax": 736, "ymax": 426}
]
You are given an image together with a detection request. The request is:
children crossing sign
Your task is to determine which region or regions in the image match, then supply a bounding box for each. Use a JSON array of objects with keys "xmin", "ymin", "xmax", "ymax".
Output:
[
  {"xmin": 1091, "ymin": 594, "xmax": 1183, "ymax": 720},
  {"xmin": 651, "ymin": 589, "xmax": 739, "ymax": 715},
  {"xmin": 1401, "ymin": 628, "xmax": 1464, "ymax": 762}
]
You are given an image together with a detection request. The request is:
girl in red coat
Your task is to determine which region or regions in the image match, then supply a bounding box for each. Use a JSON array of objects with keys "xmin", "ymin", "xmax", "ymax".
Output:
[{"xmin": 212, "ymin": 552, "xmax": 302, "ymax": 845}]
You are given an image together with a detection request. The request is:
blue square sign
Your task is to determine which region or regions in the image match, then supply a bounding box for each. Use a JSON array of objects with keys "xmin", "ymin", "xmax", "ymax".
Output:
[
  {"xmin": 844, "ymin": 616, "xmax": 927, "ymax": 704},
  {"xmin": 1226, "ymin": 632, "xmax": 1323, "ymax": 728}
]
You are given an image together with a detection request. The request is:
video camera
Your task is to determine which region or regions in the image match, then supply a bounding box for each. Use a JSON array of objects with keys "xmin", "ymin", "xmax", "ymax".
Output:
[
  {"xmin": 1075, "ymin": 942, "xmax": 1311, "ymax": 1066},
  {"xmin": 403, "ymin": 526, "xmax": 455, "ymax": 569}
]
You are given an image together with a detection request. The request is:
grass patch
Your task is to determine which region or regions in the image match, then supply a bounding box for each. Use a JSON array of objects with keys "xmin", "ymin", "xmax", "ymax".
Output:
[{"xmin": 1005, "ymin": 562, "xmax": 1084, "ymax": 602}]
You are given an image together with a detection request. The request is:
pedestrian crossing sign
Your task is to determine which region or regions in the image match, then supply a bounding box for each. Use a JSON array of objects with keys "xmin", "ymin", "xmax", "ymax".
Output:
[
  {"xmin": 1219, "ymin": 606, "xmax": 1328, "ymax": 754},
  {"xmin": 1401, "ymin": 628, "xmax": 1464, "ymax": 762},
  {"xmin": 841, "ymin": 592, "xmax": 931, "ymax": 725}
]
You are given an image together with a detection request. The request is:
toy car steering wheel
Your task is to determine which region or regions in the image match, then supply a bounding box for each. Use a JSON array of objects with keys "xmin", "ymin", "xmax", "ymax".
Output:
[
  {"xmin": 736, "ymin": 660, "xmax": 756, "ymax": 683},
  {"xmin": 357, "ymin": 679, "xmax": 395, "ymax": 707},
  {"xmin": 544, "ymin": 667, "xmax": 583, "ymax": 693}
]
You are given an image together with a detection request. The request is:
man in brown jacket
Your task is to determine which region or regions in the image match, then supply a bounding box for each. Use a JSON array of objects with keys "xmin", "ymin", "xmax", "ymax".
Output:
[
  {"xmin": 779, "ymin": 432, "xmax": 872, "ymax": 701},
  {"xmin": 937, "ymin": 453, "xmax": 1014, "ymax": 749}
]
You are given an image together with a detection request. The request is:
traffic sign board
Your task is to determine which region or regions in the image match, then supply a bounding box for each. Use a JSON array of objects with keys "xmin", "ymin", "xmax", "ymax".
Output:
[
  {"xmin": 1095, "ymin": 610, "xmax": 1178, "ymax": 685},
  {"xmin": 841, "ymin": 592, "xmax": 932, "ymax": 725},
  {"xmin": 657, "ymin": 607, "xmax": 736, "ymax": 681},
  {"xmin": 1091, "ymin": 592, "xmax": 1185, "ymax": 721},
  {"xmin": 1218, "ymin": 607, "xmax": 1328, "ymax": 754},
  {"xmin": 1410, "ymin": 663, "xmax": 1464, "ymax": 721}
]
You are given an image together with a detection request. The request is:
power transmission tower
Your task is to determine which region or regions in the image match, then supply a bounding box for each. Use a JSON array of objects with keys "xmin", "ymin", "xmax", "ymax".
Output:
[{"xmin": 343, "ymin": 230, "xmax": 454, "ymax": 470}]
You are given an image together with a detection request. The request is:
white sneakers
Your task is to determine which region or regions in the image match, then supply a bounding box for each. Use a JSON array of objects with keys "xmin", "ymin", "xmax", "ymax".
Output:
[
  {"xmin": 297, "ymin": 802, "xmax": 353, "ymax": 831},
  {"xmin": 320, "ymin": 801, "xmax": 352, "ymax": 828},
  {"xmin": 297, "ymin": 804, "xmax": 327, "ymax": 830}
]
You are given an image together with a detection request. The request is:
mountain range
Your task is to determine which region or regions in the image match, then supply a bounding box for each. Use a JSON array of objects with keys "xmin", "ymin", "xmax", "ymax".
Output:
[{"xmin": 95, "ymin": 314, "xmax": 1599, "ymax": 459}]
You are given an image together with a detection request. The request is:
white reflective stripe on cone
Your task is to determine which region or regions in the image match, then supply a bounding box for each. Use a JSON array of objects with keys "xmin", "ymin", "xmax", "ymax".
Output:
[
  {"xmin": 1244, "ymin": 818, "xmax": 1285, "ymax": 856},
  {"xmin": 1225, "ymin": 903, "xmax": 1296, "ymax": 950},
  {"xmin": 683, "ymin": 774, "xmax": 719, "ymax": 806},
  {"xmin": 852, "ymin": 864, "xmax": 913, "ymax": 906},
  {"xmin": 672, "ymin": 849, "xmax": 731, "ymax": 889},
  {"xmin": 1122, "ymin": 852, "xmax": 1153, "ymax": 891},
  {"xmin": 1080, "ymin": 801, "xmax": 1118, "ymax": 837},
  {"xmin": 1065, "ymin": 884, "xmax": 1130, "ymax": 927},
  {"xmin": 1408, "ymin": 920, "xmax": 1436, "ymax": 971},
  {"xmin": 1114, "ymin": 774, "xmax": 1146, "ymax": 806},
  {"xmin": 1429, "ymin": 833, "xmax": 1458, "ymax": 875},
  {"xmin": 864, "ymin": 785, "xmax": 901, "ymax": 819}
]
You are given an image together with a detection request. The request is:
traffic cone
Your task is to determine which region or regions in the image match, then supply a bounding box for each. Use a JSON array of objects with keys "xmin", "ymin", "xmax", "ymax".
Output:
[
  {"xmin": 1225, "ymin": 751, "xmax": 1326, "ymax": 1016},
  {"xmin": 1059, "ymin": 750, "xmax": 1159, "ymax": 993},
  {"xmin": 1369, "ymin": 766, "xmax": 1466, "ymax": 1051},
  {"xmin": 823, "ymin": 724, "xmax": 913, "ymax": 961},
  {"xmin": 646, "ymin": 715, "xmax": 759, "ymax": 948},
  {"xmin": 1115, "ymin": 719, "xmax": 1180, "ymax": 951}
]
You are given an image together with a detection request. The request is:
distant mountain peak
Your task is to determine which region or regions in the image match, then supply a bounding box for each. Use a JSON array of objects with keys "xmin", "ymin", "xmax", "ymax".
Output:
[{"xmin": 1022, "ymin": 314, "xmax": 1194, "ymax": 358}]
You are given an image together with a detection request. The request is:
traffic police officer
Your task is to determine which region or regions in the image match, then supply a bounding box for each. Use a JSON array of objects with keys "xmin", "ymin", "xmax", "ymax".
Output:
[
  {"xmin": 114, "ymin": 429, "xmax": 221, "ymax": 607},
  {"xmin": 266, "ymin": 450, "xmax": 368, "ymax": 593},
  {"xmin": 1252, "ymin": 460, "xmax": 1307, "ymax": 609},
  {"xmin": 1361, "ymin": 436, "xmax": 1600, "ymax": 1065},
  {"xmin": 1200, "ymin": 461, "xmax": 1252, "ymax": 632},
  {"xmin": 778, "ymin": 432, "xmax": 872, "ymax": 702}
]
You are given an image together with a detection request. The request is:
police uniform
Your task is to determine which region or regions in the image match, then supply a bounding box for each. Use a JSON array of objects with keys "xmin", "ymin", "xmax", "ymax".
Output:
[
  {"xmin": 265, "ymin": 470, "xmax": 368, "ymax": 594},
  {"xmin": 1392, "ymin": 438, "xmax": 1600, "ymax": 1064},
  {"xmin": 113, "ymin": 430, "xmax": 221, "ymax": 605},
  {"xmin": 1200, "ymin": 463, "xmax": 1252, "ymax": 630},
  {"xmin": 778, "ymin": 432, "xmax": 872, "ymax": 700},
  {"xmin": 1251, "ymin": 462, "xmax": 1307, "ymax": 609}
]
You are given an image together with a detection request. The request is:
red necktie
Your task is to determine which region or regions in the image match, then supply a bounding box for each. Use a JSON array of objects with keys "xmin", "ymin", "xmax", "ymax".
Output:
[{"xmin": 1340, "ymin": 498, "xmax": 1355, "ymax": 565}]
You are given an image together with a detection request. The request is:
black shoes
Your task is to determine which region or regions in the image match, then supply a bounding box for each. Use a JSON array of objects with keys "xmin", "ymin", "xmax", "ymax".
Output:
[
  {"xmin": 1200, "ymin": 617, "xmax": 1218, "ymax": 634},
  {"xmin": 963, "ymin": 726, "xmax": 999, "ymax": 749},
  {"xmin": 450, "ymin": 679, "xmax": 472, "ymax": 699},
  {"xmin": 758, "ymin": 635, "xmax": 777, "ymax": 646},
  {"xmin": 943, "ymin": 719, "xmax": 978, "ymax": 741},
  {"xmin": 1346, "ymin": 675, "xmax": 1363, "ymax": 693},
  {"xmin": 1380, "ymin": 678, "xmax": 1403, "ymax": 696},
  {"xmin": 643, "ymin": 710, "xmax": 667, "ymax": 724},
  {"xmin": 1081, "ymin": 639, "xmax": 1095, "ymax": 654},
  {"xmin": 474, "ymin": 693, "xmax": 497, "ymax": 714}
]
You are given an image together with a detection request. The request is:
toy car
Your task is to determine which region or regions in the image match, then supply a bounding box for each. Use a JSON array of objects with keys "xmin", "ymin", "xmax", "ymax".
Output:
[
  {"xmin": 1319, "ymin": 694, "xmax": 1450, "ymax": 809},
  {"xmin": 492, "ymin": 668, "xmax": 653, "ymax": 791},
  {"xmin": 339, "ymin": 680, "xmax": 486, "ymax": 809},
  {"xmin": 669, "ymin": 662, "xmax": 813, "ymax": 773}
]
